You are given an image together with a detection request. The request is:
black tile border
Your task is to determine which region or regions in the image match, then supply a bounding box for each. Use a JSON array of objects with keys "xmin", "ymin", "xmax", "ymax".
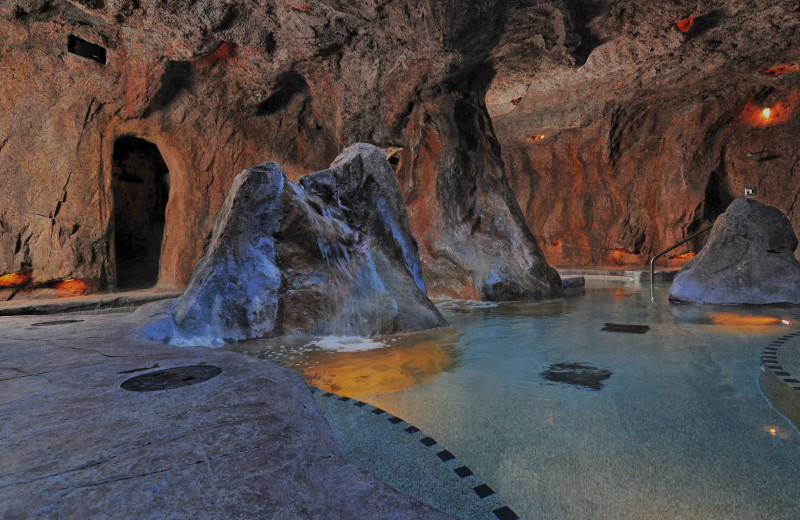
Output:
[
  {"xmin": 758, "ymin": 331, "xmax": 800, "ymax": 429},
  {"xmin": 759, "ymin": 332, "xmax": 800, "ymax": 390},
  {"xmin": 473, "ymin": 483, "xmax": 495, "ymax": 499},
  {"xmin": 309, "ymin": 386, "xmax": 521, "ymax": 520}
]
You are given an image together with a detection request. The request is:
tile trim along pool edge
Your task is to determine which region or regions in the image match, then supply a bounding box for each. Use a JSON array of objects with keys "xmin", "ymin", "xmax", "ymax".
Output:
[
  {"xmin": 309, "ymin": 386, "xmax": 521, "ymax": 520},
  {"xmin": 758, "ymin": 330, "xmax": 800, "ymax": 429}
]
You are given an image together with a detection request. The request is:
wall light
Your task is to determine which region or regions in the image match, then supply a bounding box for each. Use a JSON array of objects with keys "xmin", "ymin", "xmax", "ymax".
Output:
[{"xmin": 761, "ymin": 107, "xmax": 772, "ymax": 119}]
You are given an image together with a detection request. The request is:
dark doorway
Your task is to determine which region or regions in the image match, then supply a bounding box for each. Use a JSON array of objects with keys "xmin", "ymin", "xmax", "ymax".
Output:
[{"xmin": 112, "ymin": 137, "xmax": 169, "ymax": 290}]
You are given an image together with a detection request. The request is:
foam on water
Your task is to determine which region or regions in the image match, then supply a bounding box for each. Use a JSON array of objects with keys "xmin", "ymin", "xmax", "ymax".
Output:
[{"xmin": 304, "ymin": 335, "xmax": 388, "ymax": 352}]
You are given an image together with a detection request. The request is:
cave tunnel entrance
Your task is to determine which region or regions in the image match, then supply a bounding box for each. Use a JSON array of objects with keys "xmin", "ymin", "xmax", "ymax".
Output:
[{"xmin": 112, "ymin": 136, "xmax": 170, "ymax": 290}]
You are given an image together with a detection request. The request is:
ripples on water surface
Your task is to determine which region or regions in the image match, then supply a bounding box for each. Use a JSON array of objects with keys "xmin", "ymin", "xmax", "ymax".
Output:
[{"xmin": 227, "ymin": 286, "xmax": 800, "ymax": 520}]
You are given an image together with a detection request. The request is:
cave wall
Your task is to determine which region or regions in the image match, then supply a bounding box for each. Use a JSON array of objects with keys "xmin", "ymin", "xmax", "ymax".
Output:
[
  {"xmin": 0, "ymin": 0, "xmax": 560, "ymax": 300},
  {"xmin": 487, "ymin": 0, "xmax": 800, "ymax": 266},
  {"xmin": 5, "ymin": 0, "xmax": 796, "ymax": 298}
]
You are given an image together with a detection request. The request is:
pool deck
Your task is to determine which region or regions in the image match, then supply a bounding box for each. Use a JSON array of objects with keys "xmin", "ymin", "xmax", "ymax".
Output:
[
  {"xmin": 4, "ymin": 277, "xmax": 800, "ymax": 518},
  {"xmin": 0, "ymin": 302, "xmax": 455, "ymax": 520},
  {"xmin": 557, "ymin": 267, "xmax": 679, "ymax": 286},
  {"xmin": 759, "ymin": 331, "xmax": 800, "ymax": 429},
  {"xmin": 0, "ymin": 288, "xmax": 182, "ymax": 316}
]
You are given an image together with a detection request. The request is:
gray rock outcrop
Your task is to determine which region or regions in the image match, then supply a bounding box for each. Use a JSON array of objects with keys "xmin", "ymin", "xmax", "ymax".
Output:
[
  {"xmin": 147, "ymin": 144, "xmax": 447, "ymax": 347},
  {"xmin": 669, "ymin": 198, "xmax": 800, "ymax": 304}
]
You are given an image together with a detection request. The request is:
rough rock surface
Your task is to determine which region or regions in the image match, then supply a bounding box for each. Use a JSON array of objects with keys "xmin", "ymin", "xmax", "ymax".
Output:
[
  {"xmin": 0, "ymin": 0, "xmax": 561, "ymax": 301},
  {"xmin": 669, "ymin": 198, "xmax": 800, "ymax": 304},
  {"xmin": 0, "ymin": 306, "xmax": 455, "ymax": 520},
  {"xmin": 487, "ymin": 0, "xmax": 800, "ymax": 267},
  {"xmin": 156, "ymin": 144, "xmax": 446, "ymax": 347}
]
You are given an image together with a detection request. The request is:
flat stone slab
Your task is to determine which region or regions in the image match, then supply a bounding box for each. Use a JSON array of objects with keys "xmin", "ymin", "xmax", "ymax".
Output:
[
  {"xmin": 0, "ymin": 304, "xmax": 454, "ymax": 520},
  {"xmin": 0, "ymin": 288, "xmax": 182, "ymax": 316}
]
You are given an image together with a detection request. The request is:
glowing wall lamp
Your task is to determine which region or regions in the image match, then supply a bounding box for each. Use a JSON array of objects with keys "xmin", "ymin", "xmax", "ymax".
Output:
[{"xmin": 676, "ymin": 17, "xmax": 695, "ymax": 33}]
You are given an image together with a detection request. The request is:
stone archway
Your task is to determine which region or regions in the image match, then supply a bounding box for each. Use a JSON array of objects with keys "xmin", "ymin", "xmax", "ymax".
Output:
[{"xmin": 111, "ymin": 136, "xmax": 170, "ymax": 290}]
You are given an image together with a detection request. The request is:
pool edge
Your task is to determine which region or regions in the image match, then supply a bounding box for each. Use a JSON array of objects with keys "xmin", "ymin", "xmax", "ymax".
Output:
[
  {"xmin": 309, "ymin": 386, "xmax": 522, "ymax": 520},
  {"xmin": 758, "ymin": 330, "xmax": 800, "ymax": 430}
]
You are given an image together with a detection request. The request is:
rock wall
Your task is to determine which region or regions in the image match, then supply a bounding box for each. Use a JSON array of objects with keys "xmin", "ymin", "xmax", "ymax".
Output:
[
  {"xmin": 0, "ymin": 0, "xmax": 560, "ymax": 300},
  {"xmin": 487, "ymin": 0, "xmax": 800, "ymax": 267}
]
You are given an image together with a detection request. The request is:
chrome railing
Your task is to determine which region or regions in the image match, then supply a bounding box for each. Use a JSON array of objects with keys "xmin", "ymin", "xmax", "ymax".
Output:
[{"xmin": 649, "ymin": 225, "xmax": 713, "ymax": 301}]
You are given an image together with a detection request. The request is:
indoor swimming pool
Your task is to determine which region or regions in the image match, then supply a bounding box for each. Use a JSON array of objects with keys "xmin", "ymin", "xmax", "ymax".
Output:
[{"xmin": 227, "ymin": 285, "xmax": 800, "ymax": 519}]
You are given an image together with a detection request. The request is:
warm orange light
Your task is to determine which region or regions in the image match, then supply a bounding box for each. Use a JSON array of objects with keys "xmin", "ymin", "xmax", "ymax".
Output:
[
  {"xmin": 761, "ymin": 63, "xmax": 800, "ymax": 77},
  {"xmin": 550, "ymin": 240, "xmax": 561, "ymax": 247},
  {"xmin": 531, "ymin": 134, "xmax": 546, "ymax": 142},
  {"xmin": 0, "ymin": 270, "xmax": 32, "ymax": 288},
  {"xmin": 710, "ymin": 312, "xmax": 780, "ymax": 326},
  {"xmin": 672, "ymin": 251, "xmax": 696, "ymax": 260},
  {"xmin": 768, "ymin": 427, "xmax": 778, "ymax": 436},
  {"xmin": 676, "ymin": 17, "xmax": 694, "ymax": 33},
  {"xmin": 741, "ymin": 97, "xmax": 796, "ymax": 126},
  {"xmin": 55, "ymin": 279, "xmax": 89, "ymax": 296}
]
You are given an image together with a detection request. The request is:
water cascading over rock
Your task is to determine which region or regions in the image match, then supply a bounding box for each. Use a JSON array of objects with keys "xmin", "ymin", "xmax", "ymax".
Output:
[
  {"xmin": 146, "ymin": 144, "xmax": 447, "ymax": 347},
  {"xmin": 669, "ymin": 198, "xmax": 800, "ymax": 304}
]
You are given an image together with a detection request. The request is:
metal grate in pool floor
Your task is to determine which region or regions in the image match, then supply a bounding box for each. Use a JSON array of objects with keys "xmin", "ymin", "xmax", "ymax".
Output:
[{"xmin": 601, "ymin": 322, "xmax": 650, "ymax": 334}]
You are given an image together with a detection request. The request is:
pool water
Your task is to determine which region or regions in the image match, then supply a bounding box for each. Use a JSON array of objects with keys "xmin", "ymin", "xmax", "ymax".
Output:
[{"xmin": 227, "ymin": 286, "xmax": 800, "ymax": 519}]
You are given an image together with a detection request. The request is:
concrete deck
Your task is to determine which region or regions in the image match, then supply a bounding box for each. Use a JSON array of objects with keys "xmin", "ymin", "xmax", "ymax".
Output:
[
  {"xmin": 556, "ymin": 268, "xmax": 679, "ymax": 286},
  {"xmin": 0, "ymin": 288, "xmax": 182, "ymax": 316},
  {"xmin": 0, "ymin": 302, "xmax": 454, "ymax": 520}
]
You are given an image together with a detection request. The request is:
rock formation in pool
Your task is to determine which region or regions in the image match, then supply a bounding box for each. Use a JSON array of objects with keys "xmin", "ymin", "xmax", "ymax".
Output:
[
  {"xmin": 669, "ymin": 198, "xmax": 800, "ymax": 304},
  {"xmin": 148, "ymin": 144, "xmax": 447, "ymax": 347}
]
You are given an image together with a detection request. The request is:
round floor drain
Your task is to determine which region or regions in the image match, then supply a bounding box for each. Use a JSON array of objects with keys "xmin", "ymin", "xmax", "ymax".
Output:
[
  {"xmin": 31, "ymin": 319, "xmax": 84, "ymax": 327},
  {"xmin": 120, "ymin": 365, "xmax": 221, "ymax": 392}
]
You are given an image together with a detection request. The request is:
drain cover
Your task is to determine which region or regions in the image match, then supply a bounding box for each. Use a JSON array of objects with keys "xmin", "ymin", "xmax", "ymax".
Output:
[
  {"xmin": 601, "ymin": 323, "xmax": 650, "ymax": 334},
  {"xmin": 31, "ymin": 319, "xmax": 84, "ymax": 327},
  {"xmin": 542, "ymin": 362, "xmax": 612, "ymax": 390},
  {"xmin": 121, "ymin": 365, "xmax": 221, "ymax": 392}
]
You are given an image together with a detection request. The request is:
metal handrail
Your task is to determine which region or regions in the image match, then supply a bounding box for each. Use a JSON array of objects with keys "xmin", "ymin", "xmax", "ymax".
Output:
[{"xmin": 649, "ymin": 224, "xmax": 714, "ymax": 301}]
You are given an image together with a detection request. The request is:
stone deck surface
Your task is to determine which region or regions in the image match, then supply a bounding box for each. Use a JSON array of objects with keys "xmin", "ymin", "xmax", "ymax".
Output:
[
  {"xmin": 0, "ymin": 288, "xmax": 182, "ymax": 316},
  {"xmin": 0, "ymin": 302, "xmax": 454, "ymax": 520}
]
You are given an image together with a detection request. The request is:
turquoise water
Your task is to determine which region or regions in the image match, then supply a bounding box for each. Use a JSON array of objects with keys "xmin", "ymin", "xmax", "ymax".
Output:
[{"xmin": 229, "ymin": 286, "xmax": 800, "ymax": 519}]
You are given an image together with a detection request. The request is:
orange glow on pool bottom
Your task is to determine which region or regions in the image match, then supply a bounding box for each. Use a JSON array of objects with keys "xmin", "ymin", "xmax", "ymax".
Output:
[
  {"xmin": 293, "ymin": 329, "xmax": 461, "ymax": 397},
  {"xmin": 710, "ymin": 312, "xmax": 780, "ymax": 326}
]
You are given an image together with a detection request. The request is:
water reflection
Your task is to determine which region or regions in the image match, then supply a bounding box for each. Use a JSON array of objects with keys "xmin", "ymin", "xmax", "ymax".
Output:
[
  {"xmin": 226, "ymin": 327, "xmax": 462, "ymax": 397},
  {"xmin": 437, "ymin": 297, "xmax": 570, "ymax": 320},
  {"xmin": 670, "ymin": 303, "xmax": 800, "ymax": 330},
  {"xmin": 295, "ymin": 327, "xmax": 461, "ymax": 396}
]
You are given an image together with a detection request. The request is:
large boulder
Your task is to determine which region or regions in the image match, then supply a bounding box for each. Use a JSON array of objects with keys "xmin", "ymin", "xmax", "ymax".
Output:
[
  {"xmin": 669, "ymin": 198, "xmax": 800, "ymax": 304},
  {"xmin": 148, "ymin": 144, "xmax": 447, "ymax": 347}
]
